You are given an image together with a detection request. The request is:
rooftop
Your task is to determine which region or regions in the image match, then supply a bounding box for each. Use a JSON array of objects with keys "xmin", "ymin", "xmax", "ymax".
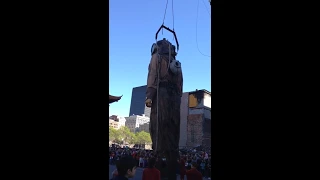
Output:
[
  {"xmin": 188, "ymin": 89, "xmax": 211, "ymax": 95},
  {"xmin": 132, "ymin": 85, "xmax": 147, "ymax": 89}
]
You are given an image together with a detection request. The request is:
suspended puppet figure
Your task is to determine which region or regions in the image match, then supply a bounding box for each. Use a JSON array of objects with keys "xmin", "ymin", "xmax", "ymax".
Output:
[{"xmin": 145, "ymin": 35, "xmax": 183, "ymax": 180}]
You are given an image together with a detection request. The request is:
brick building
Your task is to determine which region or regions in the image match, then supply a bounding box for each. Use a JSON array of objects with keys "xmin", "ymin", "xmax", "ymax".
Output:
[{"xmin": 179, "ymin": 89, "xmax": 211, "ymax": 148}]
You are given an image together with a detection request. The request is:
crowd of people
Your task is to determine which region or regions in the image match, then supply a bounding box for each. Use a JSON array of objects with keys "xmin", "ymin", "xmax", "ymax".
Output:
[
  {"xmin": 109, "ymin": 146, "xmax": 211, "ymax": 180},
  {"xmin": 178, "ymin": 148, "xmax": 212, "ymax": 180}
]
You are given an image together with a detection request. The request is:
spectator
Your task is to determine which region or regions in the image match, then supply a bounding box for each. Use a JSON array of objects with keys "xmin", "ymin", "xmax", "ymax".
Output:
[
  {"xmin": 186, "ymin": 158, "xmax": 192, "ymax": 170},
  {"xmin": 111, "ymin": 169, "xmax": 118, "ymax": 180},
  {"xmin": 135, "ymin": 153, "xmax": 140, "ymax": 167},
  {"xmin": 204, "ymin": 151, "xmax": 208, "ymax": 160},
  {"xmin": 200, "ymin": 160, "xmax": 205, "ymax": 176},
  {"xmin": 178, "ymin": 157, "xmax": 187, "ymax": 180},
  {"xmin": 196, "ymin": 155, "xmax": 202, "ymax": 172},
  {"xmin": 186, "ymin": 162, "xmax": 202, "ymax": 180},
  {"xmin": 142, "ymin": 157, "xmax": 161, "ymax": 180},
  {"xmin": 144, "ymin": 157, "xmax": 148, "ymax": 168},
  {"xmin": 110, "ymin": 154, "xmax": 114, "ymax": 165},
  {"xmin": 204, "ymin": 159, "xmax": 209, "ymax": 179},
  {"xmin": 207, "ymin": 158, "xmax": 211, "ymax": 179},
  {"xmin": 109, "ymin": 146, "xmax": 211, "ymax": 179},
  {"xmin": 139, "ymin": 156, "xmax": 144, "ymax": 167},
  {"xmin": 113, "ymin": 156, "xmax": 137, "ymax": 180}
]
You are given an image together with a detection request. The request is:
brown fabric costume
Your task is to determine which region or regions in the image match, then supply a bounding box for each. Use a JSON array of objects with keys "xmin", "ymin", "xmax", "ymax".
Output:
[{"xmin": 146, "ymin": 39, "xmax": 183, "ymax": 180}]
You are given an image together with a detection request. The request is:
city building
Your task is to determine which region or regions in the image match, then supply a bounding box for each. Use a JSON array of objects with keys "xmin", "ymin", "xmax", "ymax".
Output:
[
  {"xmin": 109, "ymin": 119, "xmax": 119, "ymax": 129},
  {"xmin": 125, "ymin": 114, "xmax": 150, "ymax": 133},
  {"xmin": 179, "ymin": 92, "xmax": 189, "ymax": 148},
  {"xmin": 129, "ymin": 85, "xmax": 151, "ymax": 117},
  {"xmin": 139, "ymin": 122, "xmax": 150, "ymax": 133},
  {"xmin": 109, "ymin": 115, "xmax": 126, "ymax": 129},
  {"xmin": 109, "ymin": 115, "xmax": 118, "ymax": 121},
  {"xmin": 118, "ymin": 116, "xmax": 126, "ymax": 128},
  {"xmin": 179, "ymin": 89, "xmax": 211, "ymax": 148},
  {"xmin": 126, "ymin": 86, "xmax": 211, "ymax": 148}
]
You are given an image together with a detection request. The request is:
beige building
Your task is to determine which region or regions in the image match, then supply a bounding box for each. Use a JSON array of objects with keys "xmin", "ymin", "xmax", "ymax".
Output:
[
  {"xmin": 109, "ymin": 115, "xmax": 126, "ymax": 129},
  {"xmin": 109, "ymin": 119, "xmax": 119, "ymax": 129}
]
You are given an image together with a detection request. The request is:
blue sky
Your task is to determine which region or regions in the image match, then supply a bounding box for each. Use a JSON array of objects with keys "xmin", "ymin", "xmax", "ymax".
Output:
[{"xmin": 109, "ymin": 0, "xmax": 211, "ymax": 117}]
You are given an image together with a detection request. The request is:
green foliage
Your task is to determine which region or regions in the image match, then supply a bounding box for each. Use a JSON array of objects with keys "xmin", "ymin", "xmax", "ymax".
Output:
[
  {"xmin": 117, "ymin": 126, "xmax": 135, "ymax": 144},
  {"xmin": 109, "ymin": 127, "xmax": 151, "ymax": 145},
  {"xmin": 129, "ymin": 134, "xmax": 137, "ymax": 144},
  {"xmin": 135, "ymin": 131, "xmax": 152, "ymax": 145},
  {"xmin": 109, "ymin": 126, "xmax": 119, "ymax": 142}
]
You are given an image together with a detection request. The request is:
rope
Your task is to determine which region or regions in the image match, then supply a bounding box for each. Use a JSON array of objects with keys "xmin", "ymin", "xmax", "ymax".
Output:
[
  {"xmin": 196, "ymin": 0, "xmax": 211, "ymax": 57},
  {"xmin": 172, "ymin": 0, "xmax": 175, "ymax": 41},
  {"xmin": 162, "ymin": 0, "xmax": 169, "ymax": 35},
  {"xmin": 172, "ymin": 0, "xmax": 175, "ymax": 30},
  {"xmin": 201, "ymin": 0, "xmax": 211, "ymax": 16}
]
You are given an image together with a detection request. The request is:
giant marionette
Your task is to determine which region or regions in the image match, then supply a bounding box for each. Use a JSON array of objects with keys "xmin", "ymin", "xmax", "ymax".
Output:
[{"xmin": 145, "ymin": 25, "xmax": 183, "ymax": 180}]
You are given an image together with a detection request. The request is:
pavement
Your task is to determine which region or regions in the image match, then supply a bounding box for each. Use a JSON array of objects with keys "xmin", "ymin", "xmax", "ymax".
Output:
[{"xmin": 109, "ymin": 164, "xmax": 211, "ymax": 180}]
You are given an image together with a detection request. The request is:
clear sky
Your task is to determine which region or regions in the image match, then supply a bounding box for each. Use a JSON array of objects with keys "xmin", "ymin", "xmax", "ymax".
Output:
[{"xmin": 109, "ymin": 0, "xmax": 211, "ymax": 117}]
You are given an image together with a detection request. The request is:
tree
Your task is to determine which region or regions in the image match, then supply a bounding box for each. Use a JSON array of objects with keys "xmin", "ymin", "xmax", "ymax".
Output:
[
  {"xmin": 128, "ymin": 134, "xmax": 137, "ymax": 144},
  {"xmin": 109, "ymin": 126, "xmax": 118, "ymax": 142},
  {"xmin": 117, "ymin": 126, "xmax": 135, "ymax": 145},
  {"xmin": 135, "ymin": 131, "xmax": 152, "ymax": 146}
]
